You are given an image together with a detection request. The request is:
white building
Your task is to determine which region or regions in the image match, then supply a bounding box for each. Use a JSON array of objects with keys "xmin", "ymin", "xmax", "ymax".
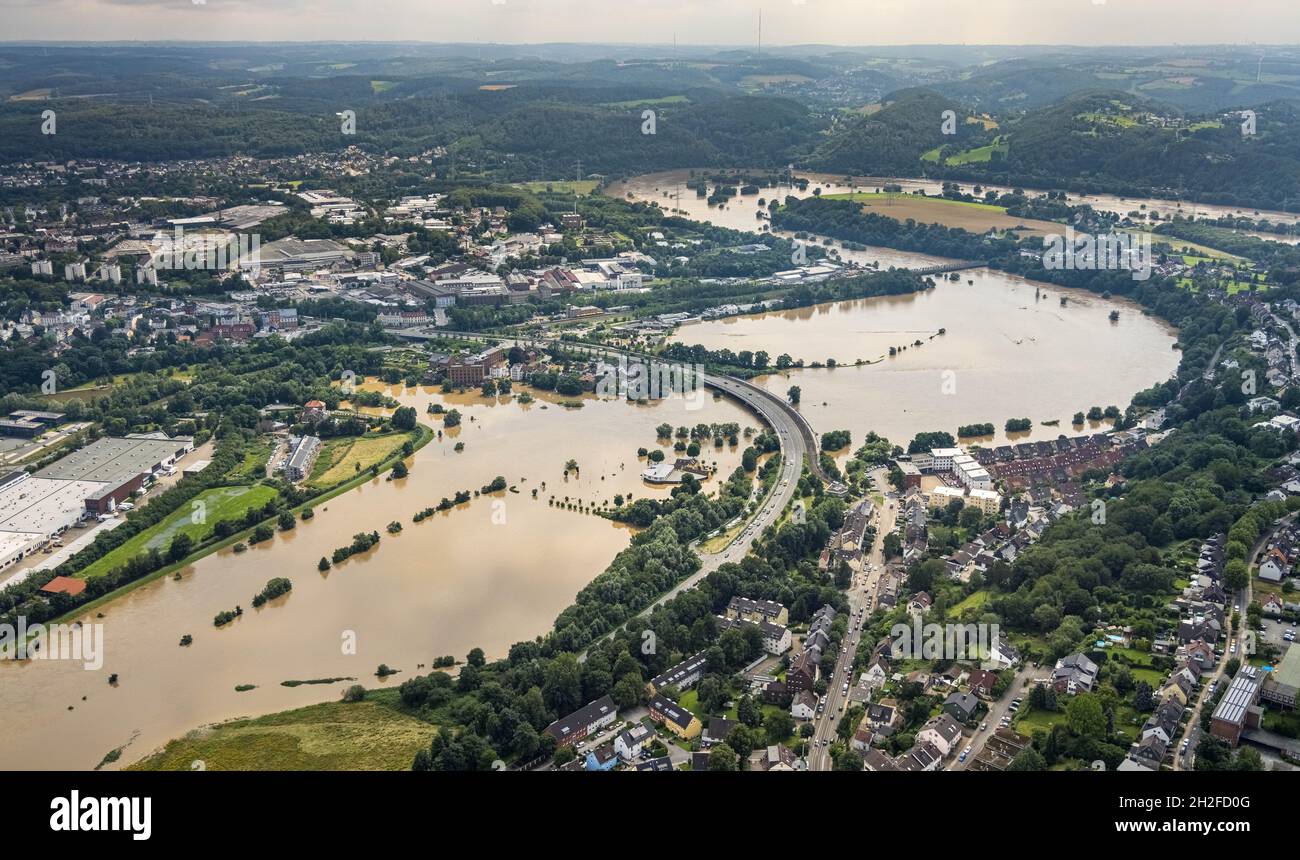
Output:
[
  {"xmin": 929, "ymin": 447, "xmax": 962, "ymax": 472},
  {"xmin": 614, "ymin": 723, "xmax": 652, "ymax": 761}
]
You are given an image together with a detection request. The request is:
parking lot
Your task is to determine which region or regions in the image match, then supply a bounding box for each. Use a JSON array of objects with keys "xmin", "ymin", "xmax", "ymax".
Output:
[{"xmin": 1257, "ymin": 617, "xmax": 1296, "ymax": 650}]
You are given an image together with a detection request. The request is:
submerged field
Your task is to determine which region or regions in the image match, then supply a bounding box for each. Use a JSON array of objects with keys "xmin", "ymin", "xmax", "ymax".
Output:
[
  {"xmin": 79, "ymin": 484, "xmax": 279, "ymax": 579},
  {"xmin": 819, "ymin": 191, "xmax": 1060, "ymax": 237}
]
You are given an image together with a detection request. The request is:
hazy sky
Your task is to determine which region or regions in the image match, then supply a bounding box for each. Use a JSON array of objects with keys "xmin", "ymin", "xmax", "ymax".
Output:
[{"xmin": 2, "ymin": 0, "xmax": 1298, "ymax": 45}]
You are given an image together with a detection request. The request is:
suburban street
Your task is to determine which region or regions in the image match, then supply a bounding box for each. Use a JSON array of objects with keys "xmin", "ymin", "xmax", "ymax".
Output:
[
  {"xmin": 807, "ymin": 472, "xmax": 896, "ymax": 770},
  {"xmin": 1172, "ymin": 514, "xmax": 1281, "ymax": 769},
  {"xmin": 947, "ymin": 662, "xmax": 1039, "ymax": 771}
]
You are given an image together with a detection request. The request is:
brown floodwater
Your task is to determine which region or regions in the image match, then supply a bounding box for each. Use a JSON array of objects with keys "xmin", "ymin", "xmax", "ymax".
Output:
[
  {"xmin": 608, "ymin": 169, "xmax": 1300, "ymax": 240},
  {"xmin": 671, "ymin": 268, "xmax": 1179, "ymax": 447},
  {"xmin": 0, "ymin": 383, "xmax": 752, "ymax": 770}
]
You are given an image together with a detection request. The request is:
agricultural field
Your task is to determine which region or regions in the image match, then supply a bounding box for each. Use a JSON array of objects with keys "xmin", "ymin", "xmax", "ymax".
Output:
[
  {"xmin": 922, "ymin": 136, "xmax": 1008, "ymax": 166},
  {"xmin": 821, "ymin": 191, "xmax": 1060, "ymax": 237},
  {"xmin": 307, "ymin": 431, "xmax": 414, "ymax": 488},
  {"xmin": 78, "ymin": 484, "xmax": 278, "ymax": 580},
  {"xmin": 129, "ymin": 698, "xmax": 436, "ymax": 771},
  {"xmin": 1125, "ymin": 234, "xmax": 1244, "ymax": 262}
]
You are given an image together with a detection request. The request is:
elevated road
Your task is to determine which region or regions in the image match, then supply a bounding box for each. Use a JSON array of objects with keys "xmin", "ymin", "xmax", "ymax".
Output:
[{"xmin": 448, "ymin": 333, "xmax": 828, "ymax": 651}]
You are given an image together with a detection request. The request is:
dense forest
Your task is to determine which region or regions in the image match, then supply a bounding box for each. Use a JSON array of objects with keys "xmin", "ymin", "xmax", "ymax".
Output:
[{"xmin": 6, "ymin": 43, "xmax": 1300, "ymax": 210}]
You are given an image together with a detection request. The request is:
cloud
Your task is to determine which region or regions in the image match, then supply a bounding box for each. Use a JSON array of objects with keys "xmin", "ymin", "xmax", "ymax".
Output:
[{"xmin": 1, "ymin": 0, "xmax": 1297, "ymax": 44}]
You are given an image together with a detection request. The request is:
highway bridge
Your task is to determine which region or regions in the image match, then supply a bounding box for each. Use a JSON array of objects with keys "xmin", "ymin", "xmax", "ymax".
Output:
[
  {"xmin": 909, "ymin": 261, "xmax": 986, "ymax": 276},
  {"xmin": 443, "ymin": 332, "xmax": 840, "ymax": 647},
  {"xmin": 449, "ymin": 331, "xmax": 837, "ymax": 490}
]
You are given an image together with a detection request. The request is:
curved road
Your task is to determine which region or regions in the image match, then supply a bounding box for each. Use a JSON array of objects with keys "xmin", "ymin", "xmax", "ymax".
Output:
[
  {"xmin": 805, "ymin": 469, "xmax": 894, "ymax": 770},
  {"xmin": 452, "ymin": 334, "xmax": 825, "ymax": 652}
]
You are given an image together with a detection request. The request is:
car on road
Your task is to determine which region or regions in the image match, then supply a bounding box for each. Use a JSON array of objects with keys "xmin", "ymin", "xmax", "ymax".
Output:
[
  {"xmin": 980, "ymin": 722, "xmax": 987, "ymax": 731},
  {"xmin": 958, "ymin": 751, "xmax": 967, "ymax": 763},
  {"xmin": 1230, "ymin": 641, "xmax": 1237, "ymax": 654}
]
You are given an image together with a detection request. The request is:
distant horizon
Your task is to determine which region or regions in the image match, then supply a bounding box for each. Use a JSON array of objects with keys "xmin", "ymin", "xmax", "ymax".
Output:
[
  {"xmin": 4, "ymin": 0, "xmax": 1300, "ymax": 46},
  {"xmin": 0, "ymin": 39, "xmax": 1297, "ymax": 49}
]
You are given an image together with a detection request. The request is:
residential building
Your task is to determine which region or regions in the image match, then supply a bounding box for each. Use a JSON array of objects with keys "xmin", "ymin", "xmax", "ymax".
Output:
[
  {"xmin": 648, "ymin": 650, "xmax": 708, "ymax": 694},
  {"xmin": 1052, "ymin": 653, "xmax": 1099, "ymax": 695},
  {"xmin": 543, "ymin": 695, "xmax": 618, "ymax": 748},
  {"xmin": 726, "ymin": 596, "xmax": 789, "ymax": 626},
  {"xmin": 285, "ymin": 435, "xmax": 321, "ymax": 483},
  {"xmin": 791, "ymin": 690, "xmax": 817, "ymax": 720},
  {"xmin": 614, "ymin": 723, "xmax": 653, "ymax": 761},
  {"xmin": 648, "ymin": 694, "xmax": 700, "ymax": 740},
  {"xmin": 916, "ymin": 713, "xmax": 963, "ymax": 757}
]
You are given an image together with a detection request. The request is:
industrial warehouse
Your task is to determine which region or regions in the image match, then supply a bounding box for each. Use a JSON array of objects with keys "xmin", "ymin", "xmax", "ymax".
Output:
[{"xmin": 0, "ymin": 434, "xmax": 193, "ymax": 569}]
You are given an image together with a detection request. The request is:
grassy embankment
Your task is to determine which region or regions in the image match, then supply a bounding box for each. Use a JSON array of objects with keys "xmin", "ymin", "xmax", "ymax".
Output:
[
  {"xmin": 49, "ymin": 424, "xmax": 433, "ymax": 625},
  {"xmin": 130, "ymin": 692, "xmax": 435, "ymax": 771}
]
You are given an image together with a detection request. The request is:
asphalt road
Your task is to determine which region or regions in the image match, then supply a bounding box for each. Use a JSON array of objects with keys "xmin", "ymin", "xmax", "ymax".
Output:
[
  {"xmin": 947, "ymin": 663, "xmax": 1038, "ymax": 771},
  {"xmin": 1172, "ymin": 514, "xmax": 1283, "ymax": 769},
  {"xmin": 568, "ymin": 362, "xmax": 813, "ymax": 659},
  {"xmin": 637, "ymin": 374, "xmax": 809, "ymax": 609},
  {"xmin": 807, "ymin": 471, "xmax": 895, "ymax": 771}
]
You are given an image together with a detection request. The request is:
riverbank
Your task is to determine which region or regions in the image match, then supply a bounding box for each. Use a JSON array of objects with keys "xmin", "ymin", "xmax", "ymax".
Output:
[{"xmin": 44, "ymin": 424, "xmax": 434, "ymax": 628}]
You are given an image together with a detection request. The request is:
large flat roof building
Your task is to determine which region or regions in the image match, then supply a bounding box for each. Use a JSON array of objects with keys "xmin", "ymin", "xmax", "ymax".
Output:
[
  {"xmin": 0, "ymin": 475, "xmax": 110, "ymax": 536},
  {"xmin": 244, "ymin": 237, "xmax": 352, "ymax": 271},
  {"xmin": 1262, "ymin": 647, "xmax": 1300, "ymax": 710},
  {"xmin": 37, "ymin": 435, "xmax": 193, "ymax": 485},
  {"xmin": 1210, "ymin": 665, "xmax": 1263, "ymax": 746},
  {"xmin": 0, "ymin": 530, "xmax": 46, "ymax": 570}
]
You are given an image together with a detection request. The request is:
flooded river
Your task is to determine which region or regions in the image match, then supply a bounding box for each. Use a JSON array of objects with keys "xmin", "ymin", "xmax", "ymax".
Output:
[
  {"xmin": 615, "ymin": 170, "xmax": 1180, "ymax": 447},
  {"xmin": 608, "ymin": 169, "xmax": 1300, "ymax": 241},
  {"xmin": 671, "ymin": 268, "xmax": 1179, "ymax": 447},
  {"xmin": 0, "ymin": 384, "xmax": 752, "ymax": 769}
]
